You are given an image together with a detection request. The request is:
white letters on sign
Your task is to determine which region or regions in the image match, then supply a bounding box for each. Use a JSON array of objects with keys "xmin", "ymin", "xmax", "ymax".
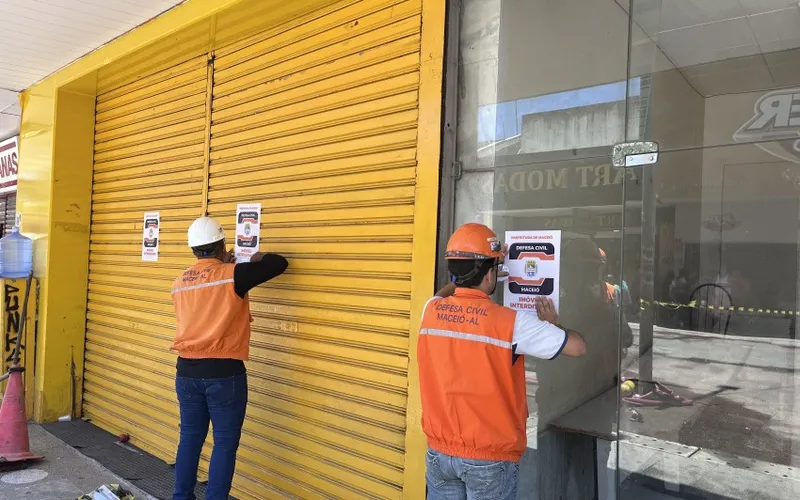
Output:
[
  {"xmin": 0, "ymin": 136, "xmax": 19, "ymax": 195},
  {"xmin": 734, "ymin": 89, "xmax": 800, "ymax": 164}
]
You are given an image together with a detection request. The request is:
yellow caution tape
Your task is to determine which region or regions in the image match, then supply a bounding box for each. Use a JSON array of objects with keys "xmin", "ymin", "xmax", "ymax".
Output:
[{"xmin": 638, "ymin": 299, "xmax": 800, "ymax": 317}]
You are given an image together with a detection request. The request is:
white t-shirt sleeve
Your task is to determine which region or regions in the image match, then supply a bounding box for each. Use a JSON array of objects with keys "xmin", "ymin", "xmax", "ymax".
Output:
[{"xmin": 512, "ymin": 310, "xmax": 568, "ymax": 360}]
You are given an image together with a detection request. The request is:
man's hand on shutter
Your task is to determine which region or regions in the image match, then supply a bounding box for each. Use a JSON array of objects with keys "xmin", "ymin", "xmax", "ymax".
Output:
[{"xmin": 223, "ymin": 250, "xmax": 236, "ymax": 263}]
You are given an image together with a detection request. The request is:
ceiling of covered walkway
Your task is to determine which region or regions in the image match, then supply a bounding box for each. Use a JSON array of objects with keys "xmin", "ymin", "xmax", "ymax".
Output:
[
  {"xmin": 2, "ymin": 0, "xmax": 800, "ymax": 140},
  {"xmin": 0, "ymin": 0, "xmax": 184, "ymax": 140}
]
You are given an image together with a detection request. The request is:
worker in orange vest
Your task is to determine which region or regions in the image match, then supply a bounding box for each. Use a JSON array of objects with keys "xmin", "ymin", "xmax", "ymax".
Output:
[
  {"xmin": 597, "ymin": 248, "xmax": 618, "ymax": 303},
  {"xmin": 596, "ymin": 246, "xmax": 633, "ymax": 352},
  {"xmin": 171, "ymin": 217, "xmax": 288, "ymax": 500},
  {"xmin": 418, "ymin": 223, "xmax": 586, "ymax": 499}
]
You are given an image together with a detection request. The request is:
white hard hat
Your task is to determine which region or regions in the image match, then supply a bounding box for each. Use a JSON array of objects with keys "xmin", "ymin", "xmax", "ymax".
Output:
[{"xmin": 187, "ymin": 217, "xmax": 226, "ymax": 248}]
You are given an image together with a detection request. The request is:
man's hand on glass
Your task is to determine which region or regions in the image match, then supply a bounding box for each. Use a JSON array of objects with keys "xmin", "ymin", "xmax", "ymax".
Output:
[{"xmin": 535, "ymin": 296, "xmax": 559, "ymax": 325}]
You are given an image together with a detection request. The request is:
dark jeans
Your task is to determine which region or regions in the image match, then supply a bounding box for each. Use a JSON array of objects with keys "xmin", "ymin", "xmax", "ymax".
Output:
[{"xmin": 174, "ymin": 374, "xmax": 248, "ymax": 500}]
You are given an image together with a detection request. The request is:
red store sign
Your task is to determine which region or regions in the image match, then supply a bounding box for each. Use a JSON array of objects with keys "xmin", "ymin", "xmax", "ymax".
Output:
[{"xmin": 0, "ymin": 136, "xmax": 18, "ymax": 195}]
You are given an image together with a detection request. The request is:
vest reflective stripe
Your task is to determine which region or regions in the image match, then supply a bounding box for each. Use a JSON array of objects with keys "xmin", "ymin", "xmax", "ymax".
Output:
[
  {"xmin": 171, "ymin": 278, "xmax": 234, "ymax": 294},
  {"xmin": 420, "ymin": 328, "xmax": 513, "ymax": 350}
]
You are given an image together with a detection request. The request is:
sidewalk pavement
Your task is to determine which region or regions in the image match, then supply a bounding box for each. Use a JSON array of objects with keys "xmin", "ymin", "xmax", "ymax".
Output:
[
  {"xmin": 519, "ymin": 323, "xmax": 800, "ymax": 499},
  {"xmin": 516, "ymin": 421, "xmax": 800, "ymax": 499},
  {"xmin": 624, "ymin": 324, "xmax": 799, "ymax": 468},
  {"xmin": 0, "ymin": 424, "xmax": 153, "ymax": 500},
  {"xmin": 612, "ymin": 324, "xmax": 800, "ymax": 499},
  {"xmin": 610, "ymin": 431, "xmax": 800, "ymax": 499}
]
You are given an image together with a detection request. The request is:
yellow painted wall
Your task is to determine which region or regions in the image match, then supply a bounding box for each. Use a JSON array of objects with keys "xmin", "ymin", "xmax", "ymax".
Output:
[{"xmin": 16, "ymin": 0, "xmax": 444, "ymax": 496}]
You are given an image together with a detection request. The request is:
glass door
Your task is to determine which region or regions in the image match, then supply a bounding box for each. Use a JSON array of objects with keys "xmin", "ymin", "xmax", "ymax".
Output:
[
  {"xmin": 448, "ymin": 0, "xmax": 636, "ymax": 498},
  {"xmin": 617, "ymin": 1, "xmax": 800, "ymax": 498}
]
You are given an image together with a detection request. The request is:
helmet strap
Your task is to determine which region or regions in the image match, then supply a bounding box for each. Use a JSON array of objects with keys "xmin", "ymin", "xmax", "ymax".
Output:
[
  {"xmin": 452, "ymin": 259, "xmax": 496, "ymax": 286},
  {"xmin": 193, "ymin": 240, "xmax": 223, "ymax": 258}
]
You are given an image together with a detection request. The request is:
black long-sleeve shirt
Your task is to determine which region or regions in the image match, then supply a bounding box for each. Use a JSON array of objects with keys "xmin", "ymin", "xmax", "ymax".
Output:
[
  {"xmin": 176, "ymin": 254, "xmax": 288, "ymax": 379},
  {"xmin": 233, "ymin": 253, "xmax": 288, "ymax": 298}
]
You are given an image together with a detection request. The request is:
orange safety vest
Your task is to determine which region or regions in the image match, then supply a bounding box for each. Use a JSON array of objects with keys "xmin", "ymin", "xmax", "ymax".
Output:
[
  {"xmin": 171, "ymin": 260, "xmax": 252, "ymax": 361},
  {"xmin": 418, "ymin": 288, "xmax": 527, "ymax": 462}
]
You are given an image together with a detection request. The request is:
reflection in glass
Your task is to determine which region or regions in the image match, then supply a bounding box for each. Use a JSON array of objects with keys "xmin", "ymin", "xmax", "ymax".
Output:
[
  {"xmin": 453, "ymin": 0, "xmax": 632, "ymax": 498},
  {"xmin": 450, "ymin": 0, "xmax": 800, "ymax": 498},
  {"xmin": 620, "ymin": 1, "xmax": 800, "ymax": 498},
  {"xmin": 619, "ymin": 143, "xmax": 800, "ymax": 500}
]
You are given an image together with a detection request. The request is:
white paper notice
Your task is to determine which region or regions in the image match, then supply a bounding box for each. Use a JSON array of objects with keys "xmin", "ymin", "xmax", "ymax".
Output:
[
  {"xmin": 141, "ymin": 212, "xmax": 160, "ymax": 262},
  {"xmin": 504, "ymin": 230, "xmax": 561, "ymax": 312},
  {"xmin": 235, "ymin": 203, "xmax": 261, "ymax": 262}
]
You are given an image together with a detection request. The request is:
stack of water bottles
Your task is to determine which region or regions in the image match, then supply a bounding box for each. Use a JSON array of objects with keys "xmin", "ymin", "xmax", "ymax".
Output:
[{"xmin": 0, "ymin": 227, "xmax": 33, "ymax": 278}]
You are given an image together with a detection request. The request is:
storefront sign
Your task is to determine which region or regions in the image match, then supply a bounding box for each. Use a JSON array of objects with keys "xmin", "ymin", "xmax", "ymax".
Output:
[
  {"xmin": 734, "ymin": 89, "xmax": 800, "ymax": 164},
  {"xmin": 0, "ymin": 136, "xmax": 19, "ymax": 195},
  {"xmin": 504, "ymin": 230, "xmax": 561, "ymax": 312},
  {"xmin": 494, "ymin": 161, "xmax": 640, "ymax": 210},
  {"xmin": 235, "ymin": 203, "xmax": 261, "ymax": 262},
  {"xmin": 141, "ymin": 212, "xmax": 160, "ymax": 262}
]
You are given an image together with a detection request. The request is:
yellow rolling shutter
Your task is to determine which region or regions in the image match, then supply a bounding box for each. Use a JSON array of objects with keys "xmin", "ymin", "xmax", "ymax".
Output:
[
  {"xmin": 208, "ymin": 0, "xmax": 421, "ymax": 497},
  {"xmin": 83, "ymin": 54, "xmax": 210, "ymax": 461}
]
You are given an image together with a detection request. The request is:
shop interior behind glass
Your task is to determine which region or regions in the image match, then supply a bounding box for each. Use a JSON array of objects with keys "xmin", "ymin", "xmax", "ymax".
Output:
[{"xmin": 451, "ymin": 0, "xmax": 800, "ymax": 496}]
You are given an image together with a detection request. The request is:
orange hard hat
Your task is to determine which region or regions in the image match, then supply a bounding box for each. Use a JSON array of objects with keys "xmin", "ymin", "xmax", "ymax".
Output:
[{"xmin": 445, "ymin": 223, "xmax": 505, "ymax": 260}]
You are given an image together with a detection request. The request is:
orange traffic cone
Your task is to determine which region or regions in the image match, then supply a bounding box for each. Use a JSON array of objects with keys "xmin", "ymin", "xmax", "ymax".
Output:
[{"xmin": 0, "ymin": 365, "xmax": 42, "ymax": 463}]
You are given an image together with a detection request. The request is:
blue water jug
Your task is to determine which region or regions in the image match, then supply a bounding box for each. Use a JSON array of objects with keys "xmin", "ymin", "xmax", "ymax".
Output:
[{"xmin": 0, "ymin": 228, "xmax": 33, "ymax": 278}]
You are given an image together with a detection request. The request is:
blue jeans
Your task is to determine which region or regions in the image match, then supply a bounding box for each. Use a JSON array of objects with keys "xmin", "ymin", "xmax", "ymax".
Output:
[
  {"xmin": 174, "ymin": 374, "xmax": 248, "ymax": 500},
  {"xmin": 426, "ymin": 448, "xmax": 519, "ymax": 500}
]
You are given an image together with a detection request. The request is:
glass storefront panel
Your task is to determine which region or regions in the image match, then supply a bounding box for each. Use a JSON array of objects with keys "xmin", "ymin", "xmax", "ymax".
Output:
[
  {"xmin": 449, "ymin": 0, "xmax": 800, "ymax": 499},
  {"xmin": 617, "ymin": 145, "xmax": 800, "ymax": 499},
  {"xmin": 451, "ymin": 0, "xmax": 634, "ymax": 497},
  {"xmin": 618, "ymin": 1, "xmax": 800, "ymax": 498}
]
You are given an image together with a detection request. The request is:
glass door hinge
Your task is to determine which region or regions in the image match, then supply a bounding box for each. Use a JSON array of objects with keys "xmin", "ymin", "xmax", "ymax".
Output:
[{"xmin": 613, "ymin": 141, "xmax": 659, "ymax": 167}]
